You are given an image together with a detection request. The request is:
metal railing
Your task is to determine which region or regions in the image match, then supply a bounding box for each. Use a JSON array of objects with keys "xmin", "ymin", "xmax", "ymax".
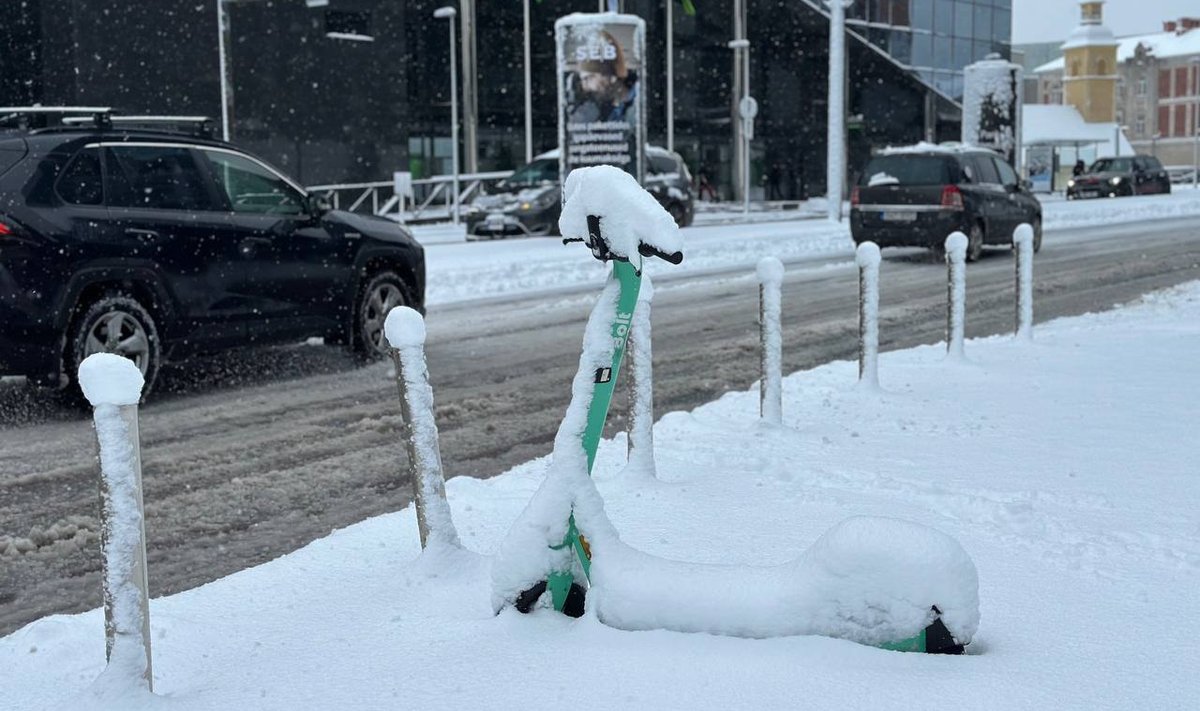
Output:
[{"xmin": 306, "ymin": 170, "xmax": 513, "ymax": 221}]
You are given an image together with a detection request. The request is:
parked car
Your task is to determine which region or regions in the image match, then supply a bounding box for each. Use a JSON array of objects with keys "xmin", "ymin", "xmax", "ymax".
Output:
[
  {"xmin": 464, "ymin": 146, "xmax": 695, "ymax": 239},
  {"xmin": 1066, "ymin": 155, "xmax": 1171, "ymax": 199},
  {"xmin": 850, "ymin": 144, "xmax": 1042, "ymax": 261},
  {"xmin": 0, "ymin": 108, "xmax": 425, "ymax": 398}
]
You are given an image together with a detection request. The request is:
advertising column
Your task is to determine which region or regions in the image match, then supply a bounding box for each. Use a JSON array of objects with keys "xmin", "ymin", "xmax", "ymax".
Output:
[{"xmin": 555, "ymin": 13, "xmax": 647, "ymax": 183}]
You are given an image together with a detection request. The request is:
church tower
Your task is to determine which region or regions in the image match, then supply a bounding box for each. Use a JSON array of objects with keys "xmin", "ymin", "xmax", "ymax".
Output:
[{"xmin": 1062, "ymin": 1, "xmax": 1119, "ymax": 122}]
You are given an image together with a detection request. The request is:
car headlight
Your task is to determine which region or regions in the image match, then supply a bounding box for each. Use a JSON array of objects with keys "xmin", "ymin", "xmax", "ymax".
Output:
[
  {"xmin": 1067, "ymin": 179, "xmax": 1075, "ymax": 188},
  {"xmin": 1109, "ymin": 176, "xmax": 1122, "ymax": 185}
]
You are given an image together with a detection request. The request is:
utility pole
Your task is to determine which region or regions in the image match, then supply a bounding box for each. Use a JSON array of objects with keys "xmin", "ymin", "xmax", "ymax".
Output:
[
  {"xmin": 666, "ymin": 0, "xmax": 674, "ymax": 153},
  {"xmin": 460, "ymin": 0, "xmax": 478, "ymax": 173},
  {"xmin": 524, "ymin": 0, "xmax": 533, "ymax": 163},
  {"xmin": 826, "ymin": 0, "xmax": 851, "ymax": 223},
  {"xmin": 216, "ymin": 0, "xmax": 232, "ymax": 141},
  {"xmin": 731, "ymin": 0, "xmax": 746, "ymax": 206}
]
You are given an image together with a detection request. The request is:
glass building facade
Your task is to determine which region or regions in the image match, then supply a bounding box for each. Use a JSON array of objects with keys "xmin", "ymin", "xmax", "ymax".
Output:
[{"xmin": 847, "ymin": 0, "xmax": 1013, "ymax": 100}]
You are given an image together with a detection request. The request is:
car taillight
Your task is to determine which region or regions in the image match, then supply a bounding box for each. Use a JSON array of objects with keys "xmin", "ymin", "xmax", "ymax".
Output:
[
  {"xmin": 940, "ymin": 185, "xmax": 964, "ymax": 210},
  {"xmin": 850, "ymin": 186, "xmax": 860, "ymax": 207},
  {"xmin": 0, "ymin": 220, "xmax": 12, "ymax": 237}
]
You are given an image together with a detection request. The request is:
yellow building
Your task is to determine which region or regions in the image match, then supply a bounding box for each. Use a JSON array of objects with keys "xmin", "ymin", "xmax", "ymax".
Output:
[{"xmin": 1062, "ymin": 1, "xmax": 1120, "ymax": 123}]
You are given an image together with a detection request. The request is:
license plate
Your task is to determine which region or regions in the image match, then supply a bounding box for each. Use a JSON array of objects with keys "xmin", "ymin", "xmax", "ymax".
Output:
[
  {"xmin": 1081, "ymin": 190, "xmax": 1099, "ymax": 198},
  {"xmin": 485, "ymin": 214, "xmax": 511, "ymax": 227},
  {"xmin": 881, "ymin": 211, "xmax": 916, "ymax": 222}
]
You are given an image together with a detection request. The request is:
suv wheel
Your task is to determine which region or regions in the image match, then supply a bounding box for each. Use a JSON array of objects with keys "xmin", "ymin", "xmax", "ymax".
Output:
[
  {"xmin": 1032, "ymin": 218, "xmax": 1043, "ymax": 254},
  {"xmin": 68, "ymin": 294, "xmax": 162, "ymax": 399},
  {"xmin": 966, "ymin": 223, "xmax": 984, "ymax": 262},
  {"xmin": 354, "ymin": 271, "xmax": 408, "ymax": 359}
]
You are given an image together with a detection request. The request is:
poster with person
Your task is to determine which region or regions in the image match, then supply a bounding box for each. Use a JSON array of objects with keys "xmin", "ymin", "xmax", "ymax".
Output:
[{"xmin": 555, "ymin": 14, "xmax": 646, "ymax": 183}]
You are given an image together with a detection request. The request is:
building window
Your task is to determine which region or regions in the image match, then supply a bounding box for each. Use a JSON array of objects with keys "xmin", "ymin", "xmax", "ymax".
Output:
[
  {"xmin": 1135, "ymin": 115, "xmax": 1145, "ymax": 135},
  {"xmin": 1070, "ymin": 60, "xmax": 1080, "ymax": 77},
  {"xmin": 1096, "ymin": 59, "xmax": 1107, "ymax": 76},
  {"xmin": 326, "ymin": 10, "xmax": 372, "ymax": 40},
  {"xmin": 1159, "ymin": 69, "xmax": 1172, "ymax": 98},
  {"xmin": 1136, "ymin": 78, "xmax": 1147, "ymax": 96}
]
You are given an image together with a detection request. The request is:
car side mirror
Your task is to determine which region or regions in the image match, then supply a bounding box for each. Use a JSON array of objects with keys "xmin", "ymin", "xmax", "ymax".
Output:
[
  {"xmin": 307, "ymin": 193, "xmax": 332, "ymax": 216},
  {"xmin": 1019, "ymin": 179, "xmax": 1032, "ymax": 191}
]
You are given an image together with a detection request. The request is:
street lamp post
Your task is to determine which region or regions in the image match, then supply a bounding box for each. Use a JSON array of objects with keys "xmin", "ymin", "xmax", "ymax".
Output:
[
  {"xmin": 826, "ymin": 0, "xmax": 852, "ymax": 223},
  {"xmin": 523, "ymin": 0, "xmax": 533, "ymax": 163},
  {"xmin": 435, "ymin": 7, "xmax": 460, "ymax": 225},
  {"xmin": 216, "ymin": 0, "xmax": 232, "ymax": 141},
  {"xmin": 728, "ymin": 39, "xmax": 752, "ymax": 217}
]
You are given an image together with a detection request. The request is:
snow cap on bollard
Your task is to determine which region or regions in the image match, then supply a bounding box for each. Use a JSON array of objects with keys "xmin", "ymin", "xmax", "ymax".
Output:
[
  {"xmin": 78, "ymin": 353, "xmax": 144, "ymax": 407},
  {"xmin": 756, "ymin": 256, "xmax": 784, "ymax": 286},
  {"xmin": 559, "ymin": 165, "xmax": 682, "ymax": 264},
  {"xmin": 855, "ymin": 241, "xmax": 881, "ymax": 268},
  {"xmin": 945, "ymin": 231, "xmax": 969, "ymax": 259},
  {"xmin": 1013, "ymin": 222, "xmax": 1034, "ymax": 248},
  {"xmin": 384, "ymin": 306, "xmax": 426, "ymax": 350}
]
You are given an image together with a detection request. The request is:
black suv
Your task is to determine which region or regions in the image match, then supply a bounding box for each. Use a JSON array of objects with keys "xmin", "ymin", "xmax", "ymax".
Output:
[
  {"xmin": 0, "ymin": 108, "xmax": 425, "ymax": 397},
  {"xmin": 464, "ymin": 146, "xmax": 695, "ymax": 239},
  {"xmin": 1067, "ymin": 155, "xmax": 1171, "ymax": 199},
  {"xmin": 850, "ymin": 145, "xmax": 1042, "ymax": 261}
]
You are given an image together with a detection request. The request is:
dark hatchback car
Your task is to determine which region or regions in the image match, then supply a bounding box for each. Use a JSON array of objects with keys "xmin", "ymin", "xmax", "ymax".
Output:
[
  {"xmin": 464, "ymin": 146, "xmax": 695, "ymax": 239},
  {"xmin": 0, "ymin": 108, "xmax": 425, "ymax": 397},
  {"xmin": 1067, "ymin": 155, "xmax": 1171, "ymax": 199},
  {"xmin": 850, "ymin": 145, "xmax": 1042, "ymax": 261}
]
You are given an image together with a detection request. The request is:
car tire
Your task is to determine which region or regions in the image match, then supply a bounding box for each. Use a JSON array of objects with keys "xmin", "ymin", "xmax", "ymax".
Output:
[
  {"xmin": 67, "ymin": 293, "xmax": 162, "ymax": 401},
  {"xmin": 666, "ymin": 201, "xmax": 687, "ymax": 227},
  {"xmin": 1032, "ymin": 218, "xmax": 1043, "ymax": 254},
  {"xmin": 352, "ymin": 271, "xmax": 409, "ymax": 360},
  {"xmin": 966, "ymin": 223, "xmax": 984, "ymax": 262}
]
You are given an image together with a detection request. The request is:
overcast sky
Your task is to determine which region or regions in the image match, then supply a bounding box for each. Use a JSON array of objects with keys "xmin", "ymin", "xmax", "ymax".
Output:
[{"xmin": 1012, "ymin": 0, "xmax": 1199, "ymax": 44}]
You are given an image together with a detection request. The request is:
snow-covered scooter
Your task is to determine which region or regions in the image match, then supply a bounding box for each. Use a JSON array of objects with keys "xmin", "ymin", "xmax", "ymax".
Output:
[{"xmin": 492, "ymin": 166, "xmax": 978, "ymax": 654}]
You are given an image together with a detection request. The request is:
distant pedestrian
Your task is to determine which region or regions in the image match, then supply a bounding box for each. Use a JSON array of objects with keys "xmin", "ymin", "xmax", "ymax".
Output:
[
  {"xmin": 1072, "ymin": 159, "xmax": 1086, "ymax": 177},
  {"xmin": 698, "ymin": 170, "xmax": 717, "ymax": 201}
]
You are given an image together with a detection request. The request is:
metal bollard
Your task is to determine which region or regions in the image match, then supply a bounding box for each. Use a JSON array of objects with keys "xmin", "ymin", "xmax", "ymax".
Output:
[
  {"xmin": 855, "ymin": 242, "xmax": 881, "ymax": 388},
  {"xmin": 944, "ymin": 232, "xmax": 968, "ymax": 359},
  {"xmin": 385, "ymin": 306, "xmax": 460, "ymax": 550},
  {"xmin": 78, "ymin": 353, "xmax": 153, "ymax": 692},
  {"xmin": 756, "ymin": 257, "xmax": 784, "ymax": 424},
  {"xmin": 1012, "ymin": 223, "xmax": 1035, "ymax": 340},
  {"xmin": 625, "ymin": 275, "xmax": 657, "ymax": 478}
]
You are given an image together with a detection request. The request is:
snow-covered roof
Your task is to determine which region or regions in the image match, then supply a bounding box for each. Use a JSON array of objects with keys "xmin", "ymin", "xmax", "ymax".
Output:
[
  {"xmin": 1021, "ymin": 104, "xmax": 1134, "ymax": 154},
  {"xmin": 1035, "ymin": 28, "xmax": 1200, "ymax": 74}
]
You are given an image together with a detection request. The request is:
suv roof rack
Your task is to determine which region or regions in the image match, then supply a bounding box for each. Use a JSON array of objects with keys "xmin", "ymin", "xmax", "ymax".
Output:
[
  {"xmin": 0, "ymin": 106, "xmax": 113, "ymax": 130},
  {"xmin": 0, "ymin": 107, "xmax": 216, "ymax": 138}
]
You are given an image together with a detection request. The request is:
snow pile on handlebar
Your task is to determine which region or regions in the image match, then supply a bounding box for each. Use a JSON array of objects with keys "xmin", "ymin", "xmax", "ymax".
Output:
[{"xmin": 559, "ymin": 165, "xmax": 683, "ymax": 267}]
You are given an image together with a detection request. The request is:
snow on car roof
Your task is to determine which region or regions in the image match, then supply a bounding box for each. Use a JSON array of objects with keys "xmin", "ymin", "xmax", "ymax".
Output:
[{"xmin": 875, "ymin": 142, "xmax": 998, "ymax": 157}]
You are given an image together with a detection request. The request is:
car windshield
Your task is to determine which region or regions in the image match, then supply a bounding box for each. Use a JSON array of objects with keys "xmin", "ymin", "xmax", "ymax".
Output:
[
  {"xmin": 1090, "ymin": 158, "xmax": 1132, "ymax": 173},
  {"xmin": 505, "ymin": 158, "xmax": 559, "ymax": 186},
  {"xmin": 858, "ymin": 155, "xmax": 955, "ymax": 186}
]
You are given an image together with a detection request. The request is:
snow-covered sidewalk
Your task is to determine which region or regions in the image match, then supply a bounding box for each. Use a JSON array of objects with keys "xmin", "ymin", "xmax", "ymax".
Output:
[
  {"xmin": 4, "ymin": 279, "xmax": 1199, "ymax": 710},
  {"xmin": 421, "ymin": 187, "xmax": 1200, "ymax": 306}
]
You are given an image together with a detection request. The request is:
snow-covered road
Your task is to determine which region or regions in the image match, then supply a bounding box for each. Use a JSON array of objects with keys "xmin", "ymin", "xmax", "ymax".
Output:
[{"xmin": 421, "ymin": 187, "xmax": 1200, "ymax": 305}]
